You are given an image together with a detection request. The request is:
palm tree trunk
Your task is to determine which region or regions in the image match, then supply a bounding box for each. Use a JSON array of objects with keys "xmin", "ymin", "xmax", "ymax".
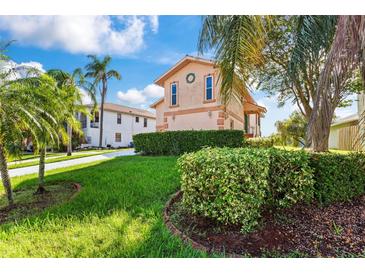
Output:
[
  {"xmin": 99, "ymin": 80, "xmax": 106, "ymax": 148},
  {"xmin": 67, "ymin": 123, "xmax": 72, "ymax": 156},
  {"xmin": 0, "ymin": 143, "xmax": 14, "ymax": 206},
  {"xmin": 35, "ymin": 146, "xmax": 47, "ymax": 194}
]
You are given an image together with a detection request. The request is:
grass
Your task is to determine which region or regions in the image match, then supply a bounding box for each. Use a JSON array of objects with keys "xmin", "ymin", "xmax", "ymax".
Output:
[
  {"xmin": 0, "ymin": 156, "xmax": 211, "ymax": 257},
  {"xmin": 8, "ymin": 149, "xmax": 123, "ymax": 169}
]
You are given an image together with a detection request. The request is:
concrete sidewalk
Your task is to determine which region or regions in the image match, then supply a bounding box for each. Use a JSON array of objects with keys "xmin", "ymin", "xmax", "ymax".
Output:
[{"xmin": 8, "ymin": 149, "xmax": 136, "ymax": 178}]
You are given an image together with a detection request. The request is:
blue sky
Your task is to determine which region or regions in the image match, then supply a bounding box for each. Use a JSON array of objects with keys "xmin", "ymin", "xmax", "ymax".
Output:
[{"xmin": 0, "ymin": 15, "xmax": 358, "ymax": 136}]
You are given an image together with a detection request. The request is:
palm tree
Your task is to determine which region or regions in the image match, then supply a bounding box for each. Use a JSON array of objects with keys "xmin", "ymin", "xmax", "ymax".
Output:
[
  {"xmin": 0, "ymin": 58, "xmax": 64, "ymax": 205},
  {"xmin": 198, "ymin": 15, "xmax": 365, "ymax": 152},
  {"xmin": 47, "ymin": 69, "xmax": 95, "ymax": 156},
  {"xmin": 84, "ymin": 55, "xmax": 121, "ymax": 148},
  {"xmin": 198, "ymin": 16, "xmax": 268, "ymax": 105}
]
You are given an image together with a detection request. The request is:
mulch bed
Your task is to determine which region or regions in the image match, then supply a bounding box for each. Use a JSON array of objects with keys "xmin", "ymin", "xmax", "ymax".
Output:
[
  {"xmin": 165, "ymin": 191, "xmax": 365, "ymax": 257},
  {"xmin": 0, "ymin": 182, "xmax": 80, "ymax": 224}
]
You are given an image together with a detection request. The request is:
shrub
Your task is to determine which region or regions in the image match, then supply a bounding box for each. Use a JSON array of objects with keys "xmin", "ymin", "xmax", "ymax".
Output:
[
  {"xmin": 246, "ymin": 137, "xmax": 274, "ymax": 148},
  {"xmin": 267, "ymin": 148, "xmax": 314, "ymax": 208},
  {"xmin": 133, "ymin": 130, "xmax": 245, "ymax": 155},
  {"xmin": 310, "ymin": 152, "xmax": 365, "ymax": 205},
  {"xmin": 178, "ymin": 147, "xmax": 315, "ymax": 232}
]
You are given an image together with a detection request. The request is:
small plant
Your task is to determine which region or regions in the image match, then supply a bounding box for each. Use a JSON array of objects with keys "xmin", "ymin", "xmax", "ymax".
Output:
[{"xmin": 332, "ymin": 221, "xmax": 344, "ymax": 236}]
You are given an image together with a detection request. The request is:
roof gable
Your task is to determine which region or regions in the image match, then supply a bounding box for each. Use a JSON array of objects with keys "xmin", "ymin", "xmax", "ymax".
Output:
[{"xmin": 154, "ymin": 55, "xmax": 216, "ymax": 87}]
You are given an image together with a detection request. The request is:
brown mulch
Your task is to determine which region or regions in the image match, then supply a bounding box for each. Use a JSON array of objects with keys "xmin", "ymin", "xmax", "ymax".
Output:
[
  {"xmin": 167, "ymin": 193, "xmax": 365, "ymax": 257},
  {"xmin": 0, "ymin": 182, "xmax": 80, "ymax": 224}
]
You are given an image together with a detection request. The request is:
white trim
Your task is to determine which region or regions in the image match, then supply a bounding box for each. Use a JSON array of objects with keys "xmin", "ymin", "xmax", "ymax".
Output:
[
  {"xmin": 205, "ymin": 74, "xmax": 214, "ymax": 101},
  {"xmin": 170, "ymin": 82, "xmax": 178, "ymax": 106}
]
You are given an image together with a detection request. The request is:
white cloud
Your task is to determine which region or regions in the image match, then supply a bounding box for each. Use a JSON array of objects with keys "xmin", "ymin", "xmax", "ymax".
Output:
[
  {"xmin": 117, "ymin": 88, "xmax": 147, "ymax": 104},
  {"xmin": 117, "ymin": 83, "xmax": 163, "ymax": 107},
  {"xmin": 0, "ymin": 60, "xmax": 44, "ymax": 79},
  {"xmin": 0, "ymin": 16, "xmax": 159, "ymax": 56},
  {"xmin": 149, "ymin": 16, "xmax": 159, "ymax": 33},
  {"xmin": 79, "ymin": 88, "xmax": 93, "ymax": 105}
]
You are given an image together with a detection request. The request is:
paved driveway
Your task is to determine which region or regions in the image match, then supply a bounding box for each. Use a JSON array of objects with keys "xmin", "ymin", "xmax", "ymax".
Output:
[{"xmin": 9, "ymin": 149, "xmax": 136, "ymax": 178}]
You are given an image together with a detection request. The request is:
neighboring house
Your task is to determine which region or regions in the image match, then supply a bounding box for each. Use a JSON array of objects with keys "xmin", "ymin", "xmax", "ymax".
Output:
[
  {"xmin": 329, "ymin": 114, "xmax": 359, "ymax": 150},
  {"xmin": 79, "ymin": 103, "xmax": 156, "ymax": 148},
  {"xmin": 329, "ymin": 92, "xmax": 365, "ymax": 151},
  {"xmin": 150, "ymin": 55, "xmax": 266, "ymax": 137}
]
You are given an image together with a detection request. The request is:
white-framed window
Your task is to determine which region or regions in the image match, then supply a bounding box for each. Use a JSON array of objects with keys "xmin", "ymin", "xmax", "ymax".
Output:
[
  {"xmin": 115, "ymin": 133, "xmax": 121, "ymax": 142},
  {"xmin": 135, "ymin": 116, "xmax": 139, "ymax": 123},
  {"xmin": 144, "ymin": 118, "xmax": 147, "ymax": 128},
  {"xmin": 171, "ymin": 83, "xmax": 177, "ymax": 106},
  {"xmin": 117, "ymin": 113, "xmax": 121, "ymax": 124},
  {"xmin": 205, "ymin": 75, "xmax": 213, "ymax": 101}
]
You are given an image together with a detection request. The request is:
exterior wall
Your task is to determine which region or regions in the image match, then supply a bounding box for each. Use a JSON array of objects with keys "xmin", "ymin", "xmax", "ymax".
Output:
[
  {"xmin": 156, "ymin": 61, "xmax": 249, "ymax": 132},
  {"xmin": 358, "ymin": 93, "xmax": 365, "ymax": 150},
  {"xmin": 82, "ymin": 108, "xmax": 156, "ymax": 148},
  {"xmin": 166, "ymin": 110, "xmax": 220, "ymax": 131},
  {"xmin": 329, "ymin": 126, "xmax": 340, "ymax": 149}
]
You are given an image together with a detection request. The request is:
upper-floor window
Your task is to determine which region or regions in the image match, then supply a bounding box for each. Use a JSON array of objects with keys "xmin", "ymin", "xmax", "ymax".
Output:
[
  {"xmin": 117, "ymin": 113, "xmax": 121, "ymax": 124},
  {"xmin": 80, "ymin": 113, "xmax": 87, "ymax": 129},
  {"xmin": 171, "ymin": 83, "xmax": 177, "ymax": 106},
  {"xmin": 90, "ymin": 111, "xmax": 99, "ymax": 128},
  {"xmin": 135, "ymin": 116, "xmax": 139, "ymax": 123},
  {"xmin": 205, "ymin": 75, "xmax": 213, "ymax": 101},
  {"xmin": 144, "ymin": 118, "xmax": 147, "ymax": 128}
]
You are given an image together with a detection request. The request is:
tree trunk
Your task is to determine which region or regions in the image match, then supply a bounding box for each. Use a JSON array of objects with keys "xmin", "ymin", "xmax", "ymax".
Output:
[
  {"xmin": 67, "ymin": 123, "xmax": 72, "ymax": 156},
  {"xmin": 99, "ymin": 80, "xmax": 106, "ymax": 148},
  {"xmin": 0, "ymin": 143, "xmax": 14, "ymax": 206},
  {"xmin": 35, "ymin": 146, "xmax": 47, "ymax": 194}
]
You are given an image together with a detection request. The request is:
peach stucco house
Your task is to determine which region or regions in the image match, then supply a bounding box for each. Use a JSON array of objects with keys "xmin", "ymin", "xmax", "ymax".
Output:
[{"xmin": 150, "ymin": 55, "xmax": 266, "ymax": 137}]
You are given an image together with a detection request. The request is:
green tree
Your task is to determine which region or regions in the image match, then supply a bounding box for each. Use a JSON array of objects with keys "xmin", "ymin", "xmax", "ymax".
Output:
[
  {"xmin": 0, "ymin": 48, "xmax": 65, "ymax": 204},
  {"xmin": 84, "ymin": 55, "xmax": 121, "ymax": 148},
  {"xmin": 47, "ymin": 69, "xmax": 95, "ymax": 156},
  {"xmin": 275, "ymin": 112, "xmax": 307, "ymax": 147},
  {"xmin": 198, "ymin": 15, "xmax": 365, "ymax": 152}
]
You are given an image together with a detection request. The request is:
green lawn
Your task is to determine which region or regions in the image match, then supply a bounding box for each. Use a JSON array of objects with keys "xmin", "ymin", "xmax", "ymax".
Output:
[
  {"xmin": 0, "ymin": 156, "xmax": 211, "ymax": 257},
  {"xmin": 8, "ymin": 149, "xmax": 124, "ymax": 169}
]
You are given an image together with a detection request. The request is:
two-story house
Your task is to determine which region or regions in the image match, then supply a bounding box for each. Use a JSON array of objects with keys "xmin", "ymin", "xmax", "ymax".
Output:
[
  {"xmin": 79, "ymin": 103, "xmax": 156, "ymax": 148},
  {"xmin": 150, "ymin": 55, "xmax": 266, "ymax": 136}
]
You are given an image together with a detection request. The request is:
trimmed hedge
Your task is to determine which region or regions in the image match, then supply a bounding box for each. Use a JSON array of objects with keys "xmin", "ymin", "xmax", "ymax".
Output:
[
  {"xmin": 178, "ymin": 147, "xmax": 270, "ymax": 232},
  {"xmin": 133, "ymin": 130, "xmax": 245, "ymax": 155},
  {"xmin": 267, "ymin": 149, "xmax": 314, "ymax": 208},
  {"xmin": 310, "ymin": 152, "xmax": 365, "ymax": 205},
  {"xmin": 178, "ymin": 147, "xmax": 365, "ymax": 231},
  {"xmin": 246, "ymin": 137, "xmax": 274, "ymax": 148}
]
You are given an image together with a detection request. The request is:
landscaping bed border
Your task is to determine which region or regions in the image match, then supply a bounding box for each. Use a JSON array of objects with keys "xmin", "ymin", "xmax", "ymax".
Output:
[{"xmin": 163, "ymin": 190, "xmax": 242, "ymax": 258}]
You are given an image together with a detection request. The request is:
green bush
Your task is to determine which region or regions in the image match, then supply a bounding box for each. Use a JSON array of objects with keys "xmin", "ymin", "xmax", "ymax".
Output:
[
  {"xmin": 246, "ymin": 137, "xmax": 274, "ymax": 148},
  {"xmin": 267, "ymin": 148, "xmax": 314, "ymax": 208},
  {"xmin": 133, "ymin": 130, "xmax": 245, "ymax": 155},
  {"xmin": 310, "ymin": 152, "xmax": 365, "ymax": 205},
  {"xmin": 178, "ymin": 147, "xmax": 270, "ymax": 232}
]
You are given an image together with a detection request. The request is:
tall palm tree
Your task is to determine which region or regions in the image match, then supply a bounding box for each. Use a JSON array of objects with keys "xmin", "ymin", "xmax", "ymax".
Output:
[
  {"xmin": 47, "ymin": 69, "xmax": 95, "ymax": 156},
  {"xmin": 84, "ymin": 55, "xmax": 121, "ymax": 148}
]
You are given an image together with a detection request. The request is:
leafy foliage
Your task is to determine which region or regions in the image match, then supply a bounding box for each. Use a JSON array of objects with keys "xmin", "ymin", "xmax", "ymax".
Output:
[
  {"xmin": 245, "ymin": 137, "xmax": 274, "ymax": 148},
  {"xmin": 178, "ymin": 147, "xmax": 315, "ymax": 231},
  {"xmin": 133, "ymin": 130, "xmax": 245, "ymax": 155},
  {"xmin": 178, "ymin": 147, "xmax": 270, "ymax": 232},
  {"xmin": 310, "ymin": 152, "xmax": 365, "ymax": 205},
  {"xmin": 275, "ymin": 111, "xmax": 307, "ymax": 146}
]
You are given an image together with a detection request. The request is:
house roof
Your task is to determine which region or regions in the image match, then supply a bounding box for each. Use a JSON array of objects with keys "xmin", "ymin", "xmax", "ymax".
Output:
[
  {"xmin": 154, "ymin": 55, "xmax": 216, "ymax": 87},
  {"xmin": 85, "ymin": 103, "xmax": 156, "ymax": 119},
  {"xmin": 149, "ymin": 97, "xmax": 164, "ymax": 108},
  {"xmin": 331, "ymin": 113, "xmax": 359, "ymax": 127}
]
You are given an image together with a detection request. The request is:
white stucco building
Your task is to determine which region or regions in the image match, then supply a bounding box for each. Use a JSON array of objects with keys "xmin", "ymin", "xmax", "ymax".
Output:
[{"xmin": 79, "ymin": 103, "xmax": 156, "ymax": 148}]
